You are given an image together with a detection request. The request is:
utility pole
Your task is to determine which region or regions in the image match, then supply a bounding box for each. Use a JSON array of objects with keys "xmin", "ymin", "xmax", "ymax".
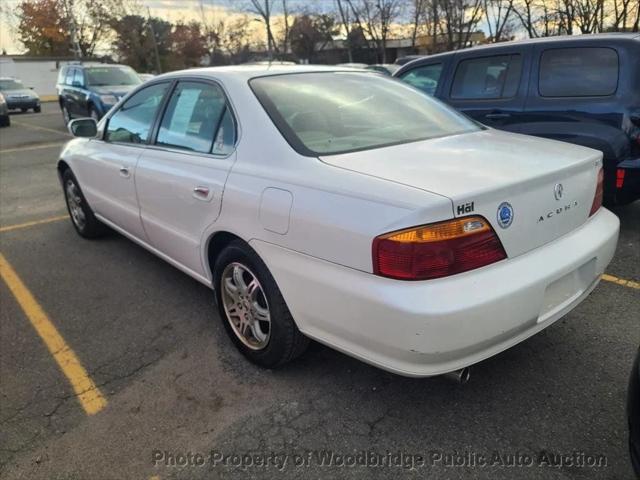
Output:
[
  {"xmin": 65, "ymin": 0, "xmax": 82, "ymax": 59},
  {"xmin": 147, "ymin": 7, "xmax": 162, "ymax": 74}
]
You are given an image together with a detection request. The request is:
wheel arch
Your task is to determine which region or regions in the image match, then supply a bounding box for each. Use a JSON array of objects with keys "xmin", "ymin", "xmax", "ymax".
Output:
[
  {"xmin": 57, "ymin": 159, "xmax": 71, "ymax": 184},
  {"xmin": 205, "ymin": 231, "xmax": 247, "ymax": 281}
]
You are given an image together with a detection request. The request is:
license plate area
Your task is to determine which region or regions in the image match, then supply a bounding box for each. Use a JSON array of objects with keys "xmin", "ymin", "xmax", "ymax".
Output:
[{"xmin": 538, "ymin": 258, "xmax": 596, "ymax": 323}]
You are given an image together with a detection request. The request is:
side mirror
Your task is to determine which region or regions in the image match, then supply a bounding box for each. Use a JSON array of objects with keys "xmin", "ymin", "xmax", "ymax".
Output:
[{"xmin": 68, "ymin": 118, "xmax": 97, "ymax": 137}]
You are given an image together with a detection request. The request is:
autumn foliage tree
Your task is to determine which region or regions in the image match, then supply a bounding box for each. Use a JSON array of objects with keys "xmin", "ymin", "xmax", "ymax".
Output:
[{"xmin": 17, "ymin": 0, "xmax": 70, "ymax": 55}]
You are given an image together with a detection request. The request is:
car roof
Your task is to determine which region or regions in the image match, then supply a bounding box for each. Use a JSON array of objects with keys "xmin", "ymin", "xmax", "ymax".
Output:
[
  {"xmin": 398, "ymin": 32, "xmax": 640, "ymax": 70},
  {"xmin": 154, "ymin": 64, "xmax": 371, "ymax": 83}
]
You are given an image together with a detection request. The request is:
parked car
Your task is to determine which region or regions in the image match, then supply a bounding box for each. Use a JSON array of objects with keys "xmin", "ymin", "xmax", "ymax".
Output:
[
  {"xmin": 394, "ymin": 55, "xmax": 422, "ymax": 66},
  {"xmin": 629, "ymin": 347, "xmax": 640, "ymax": 477},
  {"xmin": 365, "ymin": 64, "xmax": 399, "ymax": 75},
  {"xmin": 336, "ymin": 62, "xmax": 368, "ymax": 69},
  {"xmin": 138, "ymin": 73, "xmax": 155, "ymax": 82},
  {"xmin": 0, "ymin": 77, "xmax": 41, "ymax": 113},
  {"xmin": 395, "ymin": 33, "xmax": 640, "ymax": 205},
  {"xmin": 56, "ymin": 63, "xmax": 142, "ymax": 124},
  {"xmin": 0, "ymin": 93, "xmax": 10, "ymax": 127},
  {"xmin": 58, "ymin": 66, "xmax": 618, "ymax": 378}
]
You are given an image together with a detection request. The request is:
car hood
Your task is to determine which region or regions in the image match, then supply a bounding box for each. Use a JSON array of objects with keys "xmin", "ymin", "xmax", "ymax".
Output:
[
  {"xmin": 91, "ymin": 85, "xmax": 138, "ymax": 97},
  {"xmin": 3, "ymin": 88, "xmax": 39, "ymax": 99},
  {"xmin": 320, "ymin": 128, "xmax": 603, "ymax": 258}
]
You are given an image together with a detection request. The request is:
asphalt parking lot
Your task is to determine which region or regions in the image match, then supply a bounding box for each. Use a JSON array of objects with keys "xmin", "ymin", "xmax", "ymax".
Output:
[{"xmin": 0, "ymin": 102, "xmax": 639, "ymax": 480}]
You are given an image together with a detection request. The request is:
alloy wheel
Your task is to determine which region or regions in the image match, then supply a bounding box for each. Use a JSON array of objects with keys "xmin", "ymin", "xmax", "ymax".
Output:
[
  {"xmin": 65, "ymin": 179, "xmax": 86, "ymax": 230},
  {"xmin": 220, "ymin": 262, "xmax": 271, "ymax": 350}
]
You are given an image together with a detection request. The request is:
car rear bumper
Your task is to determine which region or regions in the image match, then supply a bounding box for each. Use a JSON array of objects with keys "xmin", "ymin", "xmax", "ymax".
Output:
[
  {"xmin": 6, "ymin": 98, "xmax": 39, "ymax": 110},
  {"xmin": 251, "ymin": 208, "xmax": 619, "ymax": 377}
]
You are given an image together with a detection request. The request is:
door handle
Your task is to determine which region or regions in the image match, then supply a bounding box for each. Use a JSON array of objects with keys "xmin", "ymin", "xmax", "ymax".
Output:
[
  {"xmin": 485, "ymin": 112, "xmax": 511, "ymax": 120},
  {"xmin": 193, "ymin": 186, "xmax": 213, "ymax": 202},
  {"xmin": 119, "ymin": 166, "xmax": 130, "ymax": 178}
]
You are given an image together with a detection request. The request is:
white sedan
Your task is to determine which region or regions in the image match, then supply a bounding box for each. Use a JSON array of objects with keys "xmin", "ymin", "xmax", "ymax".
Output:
[{"xmin": 59, "ymin": 65, "xmax": 619, "ymax": 379}]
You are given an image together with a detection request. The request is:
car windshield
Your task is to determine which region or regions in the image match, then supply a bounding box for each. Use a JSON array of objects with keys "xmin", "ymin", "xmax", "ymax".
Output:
[
  {"xmin": 250, "ymin": 72, "xmax": 480, "ymax": 156},
  {"xmin": 0, "ymin": 79, "xmax": 25, "ymax": 90},
  {"xmin": 86, "ymin": 67, "xmax": 142, "ymax": 87}
]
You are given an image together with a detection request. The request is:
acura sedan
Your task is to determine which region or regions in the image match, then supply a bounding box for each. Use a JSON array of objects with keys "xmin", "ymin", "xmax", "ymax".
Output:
[{"xmin": 58, "ymin": 66, "xmax": 619, "ymax": 378}]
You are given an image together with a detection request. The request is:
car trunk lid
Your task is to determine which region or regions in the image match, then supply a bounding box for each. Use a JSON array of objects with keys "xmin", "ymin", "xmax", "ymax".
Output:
[{"xmin": 319, "ymin": 129, "xmax": 602, "ymax": 258}]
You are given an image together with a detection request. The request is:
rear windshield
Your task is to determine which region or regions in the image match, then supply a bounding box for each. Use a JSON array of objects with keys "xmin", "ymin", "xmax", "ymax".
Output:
[
  {"xmin": 250, "ymin": 72, "xmax": 481, "ymax": 156},
  {"xmin": 86, "ymin": 67, "xmax": 141, "ymax": 87},
  {"xmin": 0, "ymin": 79, "xmax": 25, "ymax": 90}
]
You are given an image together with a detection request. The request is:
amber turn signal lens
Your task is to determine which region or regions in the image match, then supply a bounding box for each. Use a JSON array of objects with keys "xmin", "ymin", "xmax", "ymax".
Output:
[{"xmin": 372, "ymin": 216, "xmax": 507, "ymax": 281}]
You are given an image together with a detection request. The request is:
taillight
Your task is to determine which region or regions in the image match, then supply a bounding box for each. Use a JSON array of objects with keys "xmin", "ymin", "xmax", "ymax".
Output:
[
  {"xmin": 589, "ymin": 168, "xmax": 604, "ymax": 216},
  {"xmin": 616, "ymin": 168, "xmax": 625, "ymax": 189},
  {"xmin": 372, "ymin": 216, "xmax": 507, "ymax": 281}
]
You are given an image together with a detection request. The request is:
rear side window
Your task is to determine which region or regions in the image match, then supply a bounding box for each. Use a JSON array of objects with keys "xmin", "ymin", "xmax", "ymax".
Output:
[
  {"xmin": 58, "ymin": 66, "xmax": 68, "ymax": 85},
  {"xmin": 451, "ymin": 54, "xmax": 522, "ymax": 100},
  {"xmin": 156, "ymin": 81, "xmax": 235, "ymax": 155},
  {"xmin": 65, "ymin": 68, "xmax": 75, "ymax": 86},
  {"xmin": 539, "ymin": 47, "xmax": 618, "ymax": 97},
  {"xmin": 106, "ymin": 82, "xmax": 169, "ymax": 144},
  {"xmin": 399, "ymin": 63, "xmax": 443, "ymax": 96}
]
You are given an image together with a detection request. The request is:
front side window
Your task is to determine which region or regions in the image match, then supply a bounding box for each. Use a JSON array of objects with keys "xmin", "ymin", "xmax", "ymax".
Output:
[
  {"xmin": 250, "ymin": 72, "xmax": 480, "ymax": 156},
  {"xmin": 86, "ymin": 66, "xmax": 141, "ymax": 87},
  {"xmin": 451, "ymin": 54, "xmax": 522, "ymax": 100},
  {"xmin": 400, "ymin": 63, "xmax": 443, "ymax": 96},
  {"xmin": 156, "ymin": 81, "xmax": 234, "ymax": 154},
  {"xmin": 73, "ymin": 69, "xmax": 84, "ymax": 87},
  {"xmin": 106, "ymin": 82, "xmax": 169, "ymax": 144},
  {"xmin": 539, "ymin": 47, "xmax": 618, "ymax": 97}
]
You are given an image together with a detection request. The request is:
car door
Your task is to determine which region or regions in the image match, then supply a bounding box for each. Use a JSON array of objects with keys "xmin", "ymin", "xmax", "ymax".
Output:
[
  {"xmin": 135, "ymin": 79, "xmax": 237, "ymax": 277},
  {"xmin": 443, "ymin": 46, "xmax": 531, "ymax": 132},
  {"xmin": 63, "ymin": 67, "xmax": 81, "ymax": 117},
  {"xmin": 76, "ymin": 81, "xmax": 171, "ymax": 240}
]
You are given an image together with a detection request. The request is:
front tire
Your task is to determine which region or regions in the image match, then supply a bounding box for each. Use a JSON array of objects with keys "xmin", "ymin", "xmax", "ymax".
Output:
[
  {"xmin": 61, "ymin": 169, "xmax": 107, "ymax": 238},
  {"xmin": 213, "ymin": 240, "xmax": 309, "ymax": 368},
  {"xmin": 34, "ymin": 106, "xmax": 41, "ymax": 113}
]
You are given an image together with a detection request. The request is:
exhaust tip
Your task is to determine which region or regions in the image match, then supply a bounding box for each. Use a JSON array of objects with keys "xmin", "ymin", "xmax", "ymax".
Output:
[{"xmin": 442, "ymin": 367, "xmax": 470, "ymax": 384}]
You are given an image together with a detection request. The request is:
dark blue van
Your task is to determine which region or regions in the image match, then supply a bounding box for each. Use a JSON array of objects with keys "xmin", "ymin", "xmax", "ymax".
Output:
[{"xmin": 395, "ymin": 33, "xmax": 640, "ymax": 205}]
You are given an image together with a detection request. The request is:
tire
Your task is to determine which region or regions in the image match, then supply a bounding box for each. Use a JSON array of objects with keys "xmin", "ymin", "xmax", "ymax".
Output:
[
  {"xmin": 61, "ymin": 104, "xmax": 70, "ymax": 125},
  {"xmin": 61, "ymin": 169, "xmax": 107, "ymax": 239},
  {"xmin": 21, "ymin": 108, "xmax": 28, "ymax": 113},
  {"xmin": 34, "ymin": 106, "xmax": 41, "ymax": 113},
  {"xmin": 0, "ymin": 115, "xmax": 9, "ymax": 127},
  {"xmin": 213, "ymin": 240, "xmax": 309, "ymax": 368}
]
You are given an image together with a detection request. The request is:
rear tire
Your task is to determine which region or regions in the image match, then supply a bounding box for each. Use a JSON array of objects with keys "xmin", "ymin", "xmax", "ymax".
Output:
[
  {"xmin": 34, "ymin": 106, "xmax": 41, "ymax": 113},
  {"xmin": 0, "ymin": 115, "xmax": 9, "ymax": 127},
  {"xmin": 20, "ymin": 108, "xmax": 27, "ymax": 113},
  {"xmin": 213, "ymin": 240, "xmax": 309, "ymax": 368},
  {"xmin": 61, "ymin": 104, "xmax": 70, "ymax": 125},
  {"xmin": 61, "ymin": 169, "xmax": 107, "ymax": 239}
]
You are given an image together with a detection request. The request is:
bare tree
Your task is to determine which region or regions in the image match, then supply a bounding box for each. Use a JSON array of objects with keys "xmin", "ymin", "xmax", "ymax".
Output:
[
  {"xmin": 484, "ymin": 0, "xmax": 516, "ymax": 42},
  {"xmin": 335, "ymin": 0, "xmax": 353, "ymax": 63},
  {"xmin": 436, "ymin": 0, "xmax": 484, "ymax": 50},
  {"xmin": 345, "ymin": 0, "xmax": 403, "ymax": 63},
  {"xmin": 248, "ymin": 0, "xmax": 279, "ymax": 59},
  {"xmin": 409, "ymin": 0, "xmax": 429, "ymax": 49}
]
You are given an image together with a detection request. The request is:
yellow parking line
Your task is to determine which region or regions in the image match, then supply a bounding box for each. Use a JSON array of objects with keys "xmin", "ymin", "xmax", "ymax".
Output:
[
  {"xmin": 0, "ymin": 142, "xmax": 66, "ymax": 154},
  {"xmin": 602, "ymin": 273, "xmax": 640, "ymax": 290},
  {"xmin": 10, "ymin": 120, "xmax": 70, "ymax": 137},
  {"xmin": 0, "ymin": 253, "xmax": 107, "ymax": 415},
  {"xmin": 0, "ymin": 215, "xmax": 67, "ymax": 233}
]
